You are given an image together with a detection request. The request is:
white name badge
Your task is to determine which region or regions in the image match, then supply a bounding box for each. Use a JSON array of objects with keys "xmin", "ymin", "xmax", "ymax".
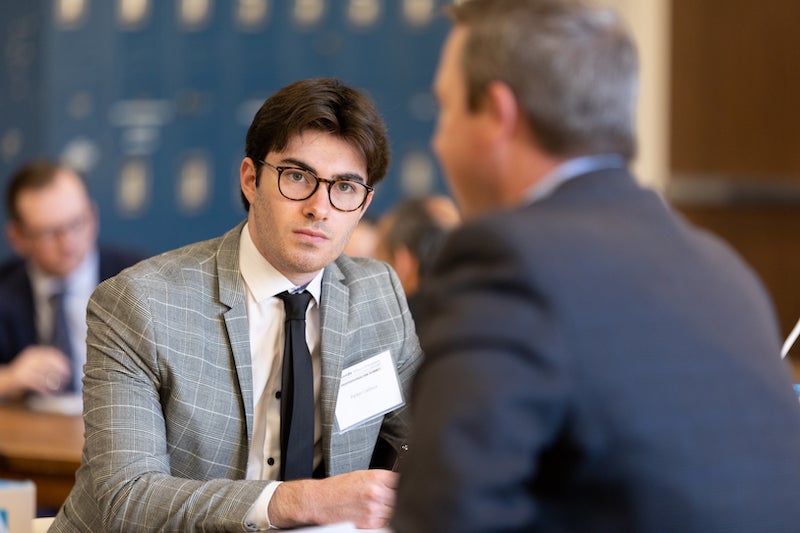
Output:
[{"xmin": 335, "ymin": 350, "xmax": 404, "ymax": 433}]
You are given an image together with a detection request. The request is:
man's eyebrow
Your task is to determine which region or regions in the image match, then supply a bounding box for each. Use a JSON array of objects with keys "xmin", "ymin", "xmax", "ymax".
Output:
[
  {"xmin": 278, "ymin": 157, "xmax": 317, "ymax": 174},
  {"xmin": 279, "ymin": 157, "xmax": 366, "ymax": 183},
  {"xmin": 333, "ymin": 172, "xmax": 367, "ymax": 183}
]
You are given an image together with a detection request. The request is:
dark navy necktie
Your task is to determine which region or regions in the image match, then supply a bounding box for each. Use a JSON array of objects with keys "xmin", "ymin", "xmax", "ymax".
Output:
[
  {"xmin": 276, "ymin": 290, "xmax": 314, "ymax": 480},
  {"xmin": 50, "ymin": 285, "xmax": 75, "ymax": 391}
]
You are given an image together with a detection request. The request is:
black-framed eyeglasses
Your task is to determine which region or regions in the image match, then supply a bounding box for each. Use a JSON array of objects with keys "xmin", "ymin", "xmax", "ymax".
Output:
[{"xmin": 258, "ymin": 160, "xmax": 373, "ymax": 212}]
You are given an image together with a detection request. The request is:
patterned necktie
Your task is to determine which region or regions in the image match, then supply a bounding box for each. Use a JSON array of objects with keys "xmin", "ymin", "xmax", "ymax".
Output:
[
  {"xmin": 50, "ymin": 285, "xmax": 75, "ymax": 391},
  {"xmin": 276, "ymin": 290, "xmax": 314, "ymax": 480}
]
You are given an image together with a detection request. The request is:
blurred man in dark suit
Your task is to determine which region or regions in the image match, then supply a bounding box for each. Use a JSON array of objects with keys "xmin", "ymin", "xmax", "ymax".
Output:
[
  {"xmin": 393, "ymin": 1, "xmax": 800, "ymax": 532},
  {"xmin": 0, "ymin": 160, "xmax": 143, "ymax": 398}
]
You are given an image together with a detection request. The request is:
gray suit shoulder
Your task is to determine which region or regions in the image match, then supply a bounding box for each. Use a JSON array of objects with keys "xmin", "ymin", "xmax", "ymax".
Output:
[
  {"xmin": 334, "ymin": 254, "xmax": 398, "ymax": 288},
  {"xmin": 93, "ymin": 227, "xmax": 241, "ymax": 306},
  {"xmin": 117, "ymin": 228, "xmax": 236, "ymax": 281}
]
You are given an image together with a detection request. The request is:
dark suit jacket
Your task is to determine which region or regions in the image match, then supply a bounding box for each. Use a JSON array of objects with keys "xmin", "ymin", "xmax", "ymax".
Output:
[
  {"xmin": 394, "ymin": 168, "xmax": 800, "ymax": 533},
  {"xmin": 0, "ymin": 246, "xmax": 145, "ymax": 364}
]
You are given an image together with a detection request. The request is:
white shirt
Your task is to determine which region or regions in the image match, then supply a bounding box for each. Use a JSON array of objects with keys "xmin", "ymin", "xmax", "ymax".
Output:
[
  {"xmin": 29, "ymin": 247, "xmax": 99, "ymax": 392},
  {"xmin": 239, "ymin": 223, "xmax": 323, "ymax": 529}
]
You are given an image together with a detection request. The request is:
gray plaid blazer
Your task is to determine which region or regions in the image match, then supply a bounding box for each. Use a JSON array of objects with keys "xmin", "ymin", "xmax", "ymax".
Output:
[{"xmin": 51, "ymin": 222, "xmax": 422, "ymax": 532}]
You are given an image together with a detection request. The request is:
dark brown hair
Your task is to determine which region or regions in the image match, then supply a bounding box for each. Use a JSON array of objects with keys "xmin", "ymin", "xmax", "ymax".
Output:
[{"xmin": 241, "ymin": 78, "xmax": 390, "ymax": 210}]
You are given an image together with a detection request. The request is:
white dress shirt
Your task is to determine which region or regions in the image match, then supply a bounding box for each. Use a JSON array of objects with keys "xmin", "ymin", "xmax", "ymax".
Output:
[
  {"xmin": 29, "ymin": 247, "xmax": 99, "ymax": 392},
  {"xmin": 239, "ymin": 223, "xmax": 323, "ymax": 529}
]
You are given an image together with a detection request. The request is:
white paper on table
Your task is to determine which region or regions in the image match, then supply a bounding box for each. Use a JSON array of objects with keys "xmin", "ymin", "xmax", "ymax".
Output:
[
  {"xmin": 289, "ymin": 522, "xmax": 356, "ymax": 532},
  {"xmin": 276, "ymin": 523, "xmax": 391, "ymax": 532}
]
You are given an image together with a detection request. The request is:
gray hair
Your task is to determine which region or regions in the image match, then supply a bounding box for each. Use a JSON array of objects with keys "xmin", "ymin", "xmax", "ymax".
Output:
[{"xmin": 446, "ymin": 0, "xmax": 638, "ymax": 160}]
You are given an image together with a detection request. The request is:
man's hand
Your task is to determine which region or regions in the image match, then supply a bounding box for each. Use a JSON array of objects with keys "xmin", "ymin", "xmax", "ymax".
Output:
[
  {"xmin": 269, "ymin": 469, "xmax": 399, "ymax": 529},
  {"xmin": 0, "ymin": 345, "xmax": 72, "ymax": 398}
]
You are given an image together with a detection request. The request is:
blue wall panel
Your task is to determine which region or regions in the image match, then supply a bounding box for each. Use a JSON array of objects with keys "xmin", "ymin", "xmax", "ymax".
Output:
[{"xmin": 0, "ymin": 0, "xmax": 450, "ymax": 258}]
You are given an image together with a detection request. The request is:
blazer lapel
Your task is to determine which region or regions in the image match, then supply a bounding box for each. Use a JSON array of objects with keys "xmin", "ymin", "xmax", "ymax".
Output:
[
  {"xmin": 318, "ymin": 260, "xmax": 349, "ymax": 474},
  {"xmin": 216, "ymin": 222, "xmax": 256, "ymax": 442}
]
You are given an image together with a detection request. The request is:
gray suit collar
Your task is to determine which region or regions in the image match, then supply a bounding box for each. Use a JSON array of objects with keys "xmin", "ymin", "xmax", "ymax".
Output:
[
  {"xmin": 216, "ymin": 225, "xmax": 351, "ymax": 464},
  {"xmin": 215, "ymin": 221, "xmax": 255, "ymax": 439},
  {"xmin": 317, "ymin": 258, "xmax": 350, "ymax": 469},
  {"xmin": 217, "ymin": 221, "xmax": 247, "ymax": 309},
  {"xmin": 215, "ymin": 224, "xmax": 354, "ymax": 469}
]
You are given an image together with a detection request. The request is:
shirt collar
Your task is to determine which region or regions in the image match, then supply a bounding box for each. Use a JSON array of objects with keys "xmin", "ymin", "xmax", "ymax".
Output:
[
  {"xmin": 238, "ymin": 222, "xmax": 323, "ymax": 305},
  {"xmin": 524, "ymin": 154, "xmax": 627, "ymax": 205},
  {"xmin": 28, "ymin": 246, "xmax": 99, "ymax": 297}
]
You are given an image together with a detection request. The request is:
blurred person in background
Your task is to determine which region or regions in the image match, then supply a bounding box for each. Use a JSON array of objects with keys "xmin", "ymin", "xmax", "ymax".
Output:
[
  {"xmin": 0, "ymin": 160, "xmax": 144, "ymax": 399},
  {"xmin": 343, "ymin": 216, "xmax": 379, "ymax": 258},
  {"xmin": 375, "ymin": 195, "xmax": 460, "ymax": 319},
  {"xmin": 392, "ymin": 1, "xmax": 800, "ymax": 532}
]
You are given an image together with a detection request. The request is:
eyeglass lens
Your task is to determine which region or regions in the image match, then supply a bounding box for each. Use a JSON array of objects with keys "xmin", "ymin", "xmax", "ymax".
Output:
[{"xmin": 278, "ymin": 167, "xmax": 368, "ymax": 212}]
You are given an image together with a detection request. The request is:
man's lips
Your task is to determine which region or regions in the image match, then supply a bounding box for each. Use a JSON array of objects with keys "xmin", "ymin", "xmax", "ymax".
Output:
[{"xmin": 294, "ymin": 228, "xmax": 329, "ymax": 242}]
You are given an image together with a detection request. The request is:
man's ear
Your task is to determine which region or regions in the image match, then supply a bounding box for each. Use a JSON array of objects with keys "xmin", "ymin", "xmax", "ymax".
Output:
[
  {"xmin": 360, "ymin": 189, "xmax": 374, "ymax": 214},
  {"xmin": 240, "ymin": 157, "xmax": 258, "ymax": 205},
  {"xmin": 483, "ymin": 81, "xmax": 520, "ymax": 140},
  {"xmin": 6, "ymin": 221, "xmax": 29, "ymax": 258}
]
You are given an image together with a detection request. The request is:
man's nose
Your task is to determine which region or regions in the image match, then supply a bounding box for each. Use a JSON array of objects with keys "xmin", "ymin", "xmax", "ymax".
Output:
[{"xmin": 303, "ymin": 183, "xmax": 332, "ymax": 217}]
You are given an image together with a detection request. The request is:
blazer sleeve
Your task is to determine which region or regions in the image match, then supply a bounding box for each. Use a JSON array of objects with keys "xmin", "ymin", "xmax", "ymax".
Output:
[
  {"xmin": 376, "ymin": 262, "xmax": 423, "ymax": 452},
  {"xmin": 393, "ymin": 220, "xmax": 572, "ymax": 533},
  {"xmin": 81, "ymin": 270, "xmax": 268, "ymax": 531}
]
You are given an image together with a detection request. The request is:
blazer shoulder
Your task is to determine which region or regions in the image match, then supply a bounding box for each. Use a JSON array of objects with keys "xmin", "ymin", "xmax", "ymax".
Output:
[
  {"xmin": 443, "ymin": 213, "xmax": 529, "ymax": 260},
  {"xmin": 0, "ymin": 257, "xmax": 27, "ymax": 288},
  {"xmin": 333, "ymin": 255, "xmax": 398, "ymax": 289},
  {"xmin": 96, "ymin": 224, "xmax": 244, "ymax": 310},
  {"xmin": 0, "ymin": 255, "xmax": 24, "ymax": 275},
  {"xmin": 0, "ymin": 258, "xmax": 33, "ymax": 315},
  {"xmin": 122, "ymin": 235, "xmax": 225, "ymax": 280}
]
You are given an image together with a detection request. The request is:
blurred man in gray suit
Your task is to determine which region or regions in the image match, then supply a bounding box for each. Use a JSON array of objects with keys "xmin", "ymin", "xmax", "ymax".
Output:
[
  {"xmin": 393, "ymin": 1, "xmax": 800, "ymax": 532},
  {"xmin": 52, "ymin": 78, "xmax": 422, "ymax": 531}
]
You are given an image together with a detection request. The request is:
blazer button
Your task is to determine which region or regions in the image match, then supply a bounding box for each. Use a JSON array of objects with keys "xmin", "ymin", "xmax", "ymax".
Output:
[
  {"xmin": 267, "ymin": 457, "xmax": 275, "ymax": 466},
  {"xmin": 275, "ymin": 390, "xmax": 281, "ymax": 400}
]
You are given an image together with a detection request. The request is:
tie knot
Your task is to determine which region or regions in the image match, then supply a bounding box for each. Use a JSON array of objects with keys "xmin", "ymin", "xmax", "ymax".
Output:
[{"xmin": 278, "ymin": 290, "xmax": 312, "ymax": 321}]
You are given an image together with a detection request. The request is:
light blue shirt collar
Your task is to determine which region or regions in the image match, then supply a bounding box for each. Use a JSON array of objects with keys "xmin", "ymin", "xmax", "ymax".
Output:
[{"xmin": 524, "ymin": 154, "xmax": 627, "ymax": 205}]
